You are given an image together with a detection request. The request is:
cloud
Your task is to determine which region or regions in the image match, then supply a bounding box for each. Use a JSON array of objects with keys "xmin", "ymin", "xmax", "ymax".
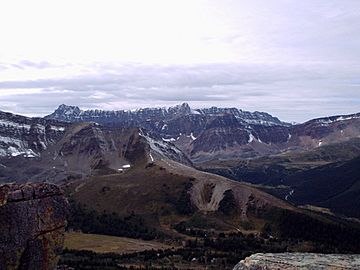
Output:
[
  {"xmin": 0, "ymin": 62, "xmax": 359, "ymax": 122},
  {"xmin": 0, "ymin": 1, "xmax": 360, "ymax": 122},
  {"xmin": 17, "ymin": 60, "xmax": 54, "ymax": 69}
]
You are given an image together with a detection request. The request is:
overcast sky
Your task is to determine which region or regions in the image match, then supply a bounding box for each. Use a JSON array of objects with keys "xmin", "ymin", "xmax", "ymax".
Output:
[{"xmin": 0, "ymin": 0, "xmax": 359, "ymax": 122}]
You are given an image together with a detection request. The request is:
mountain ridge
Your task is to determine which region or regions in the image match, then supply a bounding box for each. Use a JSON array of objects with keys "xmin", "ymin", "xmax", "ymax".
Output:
[
  {"xmin": 44, "ymin": 103, "xmax": 360, "ymax": 161},
  {"xmin": 45, "ymin": 103, "xmax": 290, "ymax": 127},
  {"xmin": 2, "ymin": 104, "xmax": 360, "ymax": 163}
]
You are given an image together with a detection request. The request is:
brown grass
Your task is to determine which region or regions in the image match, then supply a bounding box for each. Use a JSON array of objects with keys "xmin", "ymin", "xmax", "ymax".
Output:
[{"xmin": 64, "ymin": 232, "xmax": 173, "ymax": 254}]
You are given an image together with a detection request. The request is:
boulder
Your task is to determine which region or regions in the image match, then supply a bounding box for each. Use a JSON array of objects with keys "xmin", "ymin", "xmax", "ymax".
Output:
[{"xmin": 233, "ymin": 253, "xmax": 360, "ymax": 270}]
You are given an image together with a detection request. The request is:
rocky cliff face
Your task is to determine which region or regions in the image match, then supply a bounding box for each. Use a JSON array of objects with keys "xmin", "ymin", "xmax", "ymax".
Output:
[
  {"xmin": 0, "ymin": 183, "xmax": 68, "ymax": 270},
  {"xmin": 233, "ymin": 253, "xmax": 360, "ymax": 270},
  {"xmin": 0, "ymin": 110, "xmax": 67, "ymax": 158}
]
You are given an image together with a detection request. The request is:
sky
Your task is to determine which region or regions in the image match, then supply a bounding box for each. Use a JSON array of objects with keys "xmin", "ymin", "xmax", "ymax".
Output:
[{"xmin": 0, "ymin": 0, "xmax": 359, "ymax": 122}]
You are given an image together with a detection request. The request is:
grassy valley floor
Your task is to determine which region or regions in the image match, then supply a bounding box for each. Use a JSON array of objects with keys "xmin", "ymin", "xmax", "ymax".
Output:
[{"xmin": 64, "ymin": 232, "xmax": 175, "ymax": 254}]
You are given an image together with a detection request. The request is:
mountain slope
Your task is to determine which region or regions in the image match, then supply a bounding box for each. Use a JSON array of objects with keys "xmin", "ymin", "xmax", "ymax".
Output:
[
  {"xmin": 64, "ymin": 143, "xmax": 360, "ymax": 257},
  {"xmin": 0, "ymin": 111, "xmax": 190, "ymax": 183},
  {"xmin": 65, "ymin": 152, "xmax": 297, "ymax": 238},
  {"xmin": 287, "ymin": 156, "xmax": 360, "ymax": 218},
  {"xmin": 200, "ymin": 138, "xmax": 360, "ymax": 186},
  {"xmin": 0, "ymin": 110, "xmax": 67, "ymax": 158}
]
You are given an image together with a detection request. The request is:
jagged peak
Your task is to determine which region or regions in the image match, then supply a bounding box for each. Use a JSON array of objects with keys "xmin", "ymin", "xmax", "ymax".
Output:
[
  {"xmin": 168, "ymin": 102, "xmax": 192, "ymax": 115},
  {"xmin": 56, "ymin": 104, "xmax": 81, "ymax": 113},
  {"xmin": 45, "ymin": 103, "xmax": 292, "ymax": 126},
  {"xmin": 45, "ymin": 104, "xmax": 81, "ymax": 120}
]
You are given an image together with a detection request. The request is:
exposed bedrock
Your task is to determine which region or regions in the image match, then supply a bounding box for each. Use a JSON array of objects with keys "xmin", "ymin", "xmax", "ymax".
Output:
[
  {"xmin": 0, "ymin": 183, "xmax": 69, "ymax": 270},
  {"xmin": 233, "ymin": 253, "xmax": 360, "ymax": 270}
]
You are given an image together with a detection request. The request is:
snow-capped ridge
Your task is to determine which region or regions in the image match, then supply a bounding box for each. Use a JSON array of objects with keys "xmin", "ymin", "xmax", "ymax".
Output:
[{"xmin": 313, "ymin": 112, "xmax": 360, "ymax": 125}]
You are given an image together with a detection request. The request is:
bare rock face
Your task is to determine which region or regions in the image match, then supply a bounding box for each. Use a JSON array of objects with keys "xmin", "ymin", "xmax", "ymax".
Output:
[
  {"xmin": 0, "ymin": 183, "xmax": 69, "ymax": 270},
  {"xmin": 233, "ymin": 253, "xmax": 360, "ymax": 270}
]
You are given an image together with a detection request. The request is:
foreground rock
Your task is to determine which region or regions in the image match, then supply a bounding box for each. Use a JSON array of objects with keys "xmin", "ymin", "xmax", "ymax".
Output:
[
  {"xmin": 233, "ymin": 253, "xmax": 360, "ymax": 270},
  {"xmin": 0, "ymin": 183, "xmax": 69, "ymax": 270}
]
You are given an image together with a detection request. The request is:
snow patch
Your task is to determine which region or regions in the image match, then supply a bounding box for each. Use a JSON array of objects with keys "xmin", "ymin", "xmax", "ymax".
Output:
[
  {"xmin": 50, "ymin": 126, "xmax": 65, "ymax": 132},
  {"xmin": 140, "ymin": 131, "xmax": 183, "ymax": 158},
  {"xmin": 191, "ymin": 109, "xmax": 201, "ymax": 115},
  {"xmin": 317, "ymin": 115, "xmax": 360, "ymax": 125},
  {"xmin": 285, "ymin": 189, "xmax": 294, "ymax": 201},
  {"xmin": 244, "ymin": 119, "xmax": 280, "ymax": 126},
  {"xmin": 162, "ymin": 137, "xmax": 177, "ymax": 142},
  {"xmin": 0, "ymin": 135, "xmax": 39, "ymax": 157},
  {"xmin": 248, "ymin": 133, "xmax": 256, "ymax": 143},
  {"xmin": 40, "ymin": 141, "xmax": 47, "ymax": 150},
  {"xmin": 0, "ymin": 120, "xmax": 31, "ymax": 130}
]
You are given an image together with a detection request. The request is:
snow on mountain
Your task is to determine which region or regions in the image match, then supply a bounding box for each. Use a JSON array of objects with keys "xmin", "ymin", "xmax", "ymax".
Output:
[
  {"xmin": 139, "ymin": 129, "xmax": 192, "ymax": 165},
  {"xmin": 0, "ymin": 110, "xmax": 67, "ymax": 158},
  {"xmin": 3, "ymin": 104, "xmax": 360, "ymax": 163},
  {"xmin": 46, "ymin": 103, "xmax": 290, "ymax": 127},
  {"xmin": 313, "ymin": 113, "xmax": 360, "ymax": 125},
  {"xmin": 44, "ymin": 103, "xmax": 360, "ymax": 161}
]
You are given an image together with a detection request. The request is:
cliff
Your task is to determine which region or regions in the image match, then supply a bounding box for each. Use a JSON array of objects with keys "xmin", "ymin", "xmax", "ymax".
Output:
[{"xmin": 0, "ymin": 183, "xmax": 69, "ymax": 270}]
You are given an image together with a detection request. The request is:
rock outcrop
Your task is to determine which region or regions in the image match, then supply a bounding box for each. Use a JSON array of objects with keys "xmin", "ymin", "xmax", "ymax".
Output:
[
  {"xmin": 0, "ymin": 183, "xmax": 69, "ymax": 270},
  {"xmin": 233, "ymin": 253, "xmax": 360, "ymax": 270}
]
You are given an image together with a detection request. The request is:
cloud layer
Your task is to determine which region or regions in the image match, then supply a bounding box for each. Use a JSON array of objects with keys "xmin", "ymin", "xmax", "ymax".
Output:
[
  {"xmin": 0, "ymin": 62, "xmax": 359, "ymax": 122},
  {"xmin": 0, "ymin": 1, "xmax": 359, "ymax": 122}
]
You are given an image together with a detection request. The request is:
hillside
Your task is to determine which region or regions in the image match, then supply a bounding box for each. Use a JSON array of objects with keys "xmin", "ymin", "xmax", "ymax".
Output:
[
  {"xmin": 65, "ymin": 157, "xmax": 294, "ymax": 237},
  {"xmin": 287, "ymin": 156, "xmax": 360, "ymax": 218},
  {"xmin": 199, "ymin": 138, "xmax": 360, "ymax": 186}
]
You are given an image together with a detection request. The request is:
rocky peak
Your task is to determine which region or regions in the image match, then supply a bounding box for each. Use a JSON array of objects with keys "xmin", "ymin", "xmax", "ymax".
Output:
[
  {"xmin": 168, "ymin": 102, "xmax": 192, "ymax": 115},
  {"xmin": 48, "ymin": 104, "xmax": 81, "ymax": 121},
  {"xmin": 0, "ymin": 183, "xmax": 69, "ymax": 270}
]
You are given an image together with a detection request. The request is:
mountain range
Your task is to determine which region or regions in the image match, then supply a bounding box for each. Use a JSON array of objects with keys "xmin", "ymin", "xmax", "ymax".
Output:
[
  {"xmin": 1, "ymin": 103, "xmax": 360, "ymax": 268},
  {"xmin": 44, "ymin": 103, "xmax": 360, "ymax": 162},
  {"xmin": 1, "ymin": 104, "xmax": 360, "ymax": 216},
  {"xmin": 1, "ymin": 103, "xmax": 359, "ymax": 164}
]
